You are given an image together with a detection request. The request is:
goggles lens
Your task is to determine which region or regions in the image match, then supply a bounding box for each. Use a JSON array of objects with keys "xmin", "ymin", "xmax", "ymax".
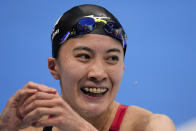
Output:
[
  {"xmin": 104, "ymin": 21, "xmax": 122, "ymax": 40},
  {"xmin": 77, "ymin": 17, "xmax": 95, "ymax": 34}
]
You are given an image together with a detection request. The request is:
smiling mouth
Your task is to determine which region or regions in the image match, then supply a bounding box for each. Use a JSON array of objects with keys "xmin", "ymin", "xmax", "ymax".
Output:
[{"xmin": 80, "ymin": 87, "xmax": 109, "ymax": 97}]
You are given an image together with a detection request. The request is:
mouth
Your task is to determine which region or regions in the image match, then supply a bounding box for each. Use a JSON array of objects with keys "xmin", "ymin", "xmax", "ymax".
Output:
[{"xmin": 80, "ymin": 86, "xmax": 109, "ymax": 97}]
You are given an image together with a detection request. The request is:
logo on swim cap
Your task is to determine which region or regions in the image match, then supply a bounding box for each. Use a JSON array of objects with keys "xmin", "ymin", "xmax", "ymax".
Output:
[
  {"xmin": 52, "ymin": 28, "xmax": 59, "ymax": 40},
  {"xmin": 51, "ymin": 16, "xmax": 63, "ymax": 41},
  {"xmin": 84, "ymin": 15, "xmax": 110, "ymax": 20}
]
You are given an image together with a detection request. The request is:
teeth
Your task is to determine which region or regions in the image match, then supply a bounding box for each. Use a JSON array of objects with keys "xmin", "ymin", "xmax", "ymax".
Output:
[
  {"xmin": 101, "ymin": 88, "xmax": 106, "ymax": 92},
  {"xmin": 93, "ymin": 88, "xmax": 96, "ymax": 92},
  {"xmin": 97, "ymin": 88, "xmax": 100, "ymax": 93},
  {"xmin": 83, "ymin": 87, "xmax": 107, "ymax": 93},
  {"xmin": 85, "ymin": 88, "xmax": 89, "ymax": 92}
]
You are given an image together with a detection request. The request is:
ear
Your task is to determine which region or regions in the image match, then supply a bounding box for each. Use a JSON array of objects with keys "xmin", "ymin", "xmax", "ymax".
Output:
[{"xmin": 48, "ymin": 57, "xmax": 60, "ymax": 80}]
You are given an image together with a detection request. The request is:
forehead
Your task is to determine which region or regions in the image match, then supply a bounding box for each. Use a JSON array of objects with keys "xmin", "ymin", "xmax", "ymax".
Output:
[{"xmin": 59, "ymin": 34, "xmax": 123, "ymax": 53}]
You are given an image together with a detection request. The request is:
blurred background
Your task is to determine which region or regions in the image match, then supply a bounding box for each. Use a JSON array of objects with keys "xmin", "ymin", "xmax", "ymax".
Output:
[{"xmin": 0, "ymin": 0, "xmax": 195, "ymax": 130}]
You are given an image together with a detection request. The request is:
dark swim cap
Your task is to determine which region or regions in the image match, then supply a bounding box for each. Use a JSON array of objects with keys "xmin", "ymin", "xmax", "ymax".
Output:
[{"xmin": 51, "ymin": 4, "xmax": 127, "ymax": 58}]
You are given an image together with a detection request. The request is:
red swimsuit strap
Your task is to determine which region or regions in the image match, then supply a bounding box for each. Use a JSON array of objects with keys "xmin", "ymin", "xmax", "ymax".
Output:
[{"xmin": 109, "ymin": 104, "xmax": 128, "ymax": 131}]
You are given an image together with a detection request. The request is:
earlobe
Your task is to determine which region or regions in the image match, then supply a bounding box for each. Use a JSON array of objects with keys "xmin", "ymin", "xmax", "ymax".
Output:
[{"xmin": 48, "ymin": 57, "xmax": 60, "ymax": 80}]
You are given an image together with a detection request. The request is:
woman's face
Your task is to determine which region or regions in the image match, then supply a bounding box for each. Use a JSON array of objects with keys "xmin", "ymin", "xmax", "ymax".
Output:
[{"xmin": 56, "ymin": 34, "xmax": 124, "ymax": 117}]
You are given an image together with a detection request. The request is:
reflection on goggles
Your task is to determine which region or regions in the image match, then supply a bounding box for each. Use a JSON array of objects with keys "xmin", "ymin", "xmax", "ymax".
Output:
[{"xmin": 60, "ymin": 17, "xmax": 127, "ymax": 51}]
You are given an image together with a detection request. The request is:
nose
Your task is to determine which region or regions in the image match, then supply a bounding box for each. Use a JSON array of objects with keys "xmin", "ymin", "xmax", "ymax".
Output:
[{"xmin": 87, "ymin": 60, "xmax": 107, "ymax": 82}]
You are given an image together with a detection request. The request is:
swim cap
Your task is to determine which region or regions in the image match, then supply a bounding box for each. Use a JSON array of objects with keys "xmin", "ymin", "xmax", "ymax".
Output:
[{"xmin": 51, "ymin": 4, "xmax": 127, "ymax": 58}]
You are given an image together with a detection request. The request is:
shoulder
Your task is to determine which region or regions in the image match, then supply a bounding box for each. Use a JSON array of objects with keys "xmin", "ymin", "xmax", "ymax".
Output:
[
  {"xmin": 120, "ymin": 105, "xmax": 152, "ymax": 130},
  {"xmin": 145, "ymin": 114, "xmax": 176, "ymax": 131},
  {"xmin": 120, "ymin": 105, "xmax": 176, "ymax": 131}
]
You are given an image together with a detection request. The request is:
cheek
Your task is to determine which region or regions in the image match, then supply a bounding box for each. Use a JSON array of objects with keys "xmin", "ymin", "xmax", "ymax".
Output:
[
  {"xmin": 60, "ymin": 66, "xmax": 77, "ymax": 85},
  {"xmin": 108, "ymin": 66, "xmax": 124, "ymax": 86},
  {"xmin": 59, "ymin": 64, "xmax": 82, "ymax": 103},
  {"xmin": 59, "ymin": 60, "xmax": 87, "ymax": 89}
]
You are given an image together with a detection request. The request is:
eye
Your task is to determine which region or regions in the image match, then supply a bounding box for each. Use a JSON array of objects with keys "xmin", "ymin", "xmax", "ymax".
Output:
[
  {"xmin": 106, "ymin": 55, "xmax": 119, "ymax": 64},
  {"xmin": 75, "ymin": 53, "xmax": 91, "ymax": 62}
]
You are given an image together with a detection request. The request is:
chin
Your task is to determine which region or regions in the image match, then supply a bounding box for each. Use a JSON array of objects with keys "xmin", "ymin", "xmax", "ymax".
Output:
[{"xmin": 76, "ymin": 100, "xmax": 111, "ymax": 118}]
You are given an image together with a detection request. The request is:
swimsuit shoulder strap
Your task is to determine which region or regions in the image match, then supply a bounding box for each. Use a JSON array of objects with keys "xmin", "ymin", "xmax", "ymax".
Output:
[{"xmin": 109, "ymin": 104, "xmax": 129, "ymax": 131}]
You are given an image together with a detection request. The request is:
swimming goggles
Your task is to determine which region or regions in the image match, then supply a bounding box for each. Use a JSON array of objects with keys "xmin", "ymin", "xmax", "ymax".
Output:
[{"xmin": 60, "ymin": 16, "xmax": 127, "ymax": 53}]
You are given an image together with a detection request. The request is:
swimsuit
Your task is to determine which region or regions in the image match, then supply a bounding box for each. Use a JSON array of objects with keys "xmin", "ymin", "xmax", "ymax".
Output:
[
  {"xmin": 43, "ymin": 104, "xmax": 128, "ymax": 131},
  {"xmin": 109, "ymin": 104, "xmax": 128, "ymax": 131}
]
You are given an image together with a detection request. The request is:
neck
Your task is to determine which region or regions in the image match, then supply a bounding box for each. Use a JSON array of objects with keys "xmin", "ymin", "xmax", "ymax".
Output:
[{"xmin": 84, "ymin": 101, "xmax": 119, "ymax": 131}]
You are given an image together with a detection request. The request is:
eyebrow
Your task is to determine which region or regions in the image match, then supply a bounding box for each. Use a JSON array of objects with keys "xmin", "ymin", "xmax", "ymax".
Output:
[
  {"xmin": 106, "ymin": 48, "xmax": 121, "ymax": 54},
  {"xmin": 73, "ymin": 46, "xmax": 121, "ymax": 54},
  {"xmin": 73, "ymin": 46, "xmax": 94, "ymax": 53}
]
